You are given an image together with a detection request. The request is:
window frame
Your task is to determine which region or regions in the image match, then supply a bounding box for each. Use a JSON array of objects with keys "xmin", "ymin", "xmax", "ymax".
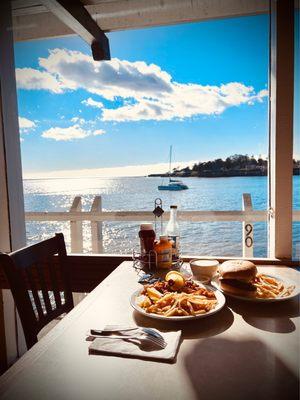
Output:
[{"xmin": 268, "ymin": 0, "xmax": 295, "ymax": 259}]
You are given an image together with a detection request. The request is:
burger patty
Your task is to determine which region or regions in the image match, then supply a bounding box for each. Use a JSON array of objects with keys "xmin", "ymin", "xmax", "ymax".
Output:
[{"xmin": 220, "ymin": 279, "xmax": 257, "ymax": 292}]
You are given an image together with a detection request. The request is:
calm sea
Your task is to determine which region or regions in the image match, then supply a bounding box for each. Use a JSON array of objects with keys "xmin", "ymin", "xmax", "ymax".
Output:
[{"xmin": 23, "ymin": 176, "xmax": 300, "ymax": 258}]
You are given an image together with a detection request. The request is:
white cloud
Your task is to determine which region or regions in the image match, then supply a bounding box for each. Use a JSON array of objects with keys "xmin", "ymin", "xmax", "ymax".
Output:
[
  {"xmin": 71, "ymin": 116, "xmax": 85, "ymax": 124},
  {"xmin": 16, "ymin": 67, "xmax": 63, "ymax": 93},
  {"xmin": 41, "ymin": 125, "xmax": 89, "ymax": 141},
  {"xmin": 41, "ymin": 124, "xmax": 105, "ymax": 141},
  {"xmin": 18, "ymin": 116, "xmax": 36, "ymax": 132},
  {"xmin": 16, "ymin": 48, "xmax": 268, "ymax": 122},
  {"xmin": 37, "ymin": 49, "xmax": 172, "ymax": 100},
  {"xmin": 256, "ymin": 89, "xmax": 269, "ymax": 101},
  {"xmin": 92, "ymin": 129, "xmax": 105, "ymax": 136},
  {"xmin": 82, "ymin": 97, "xmax": 104, "ymax": 109}
]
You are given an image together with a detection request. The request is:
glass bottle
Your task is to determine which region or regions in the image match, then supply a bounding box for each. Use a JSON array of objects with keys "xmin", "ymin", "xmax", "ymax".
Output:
[
  {"xmin": 165, "ymin": 205, "xmax": 180, "ymax": 261},
  {"xmin": 139, "ymin": 223, "xmax": 156, "ymax": 254},
  {"xmin": 139, "ymin": 223, "xmax": 156, "ymax": 269}
]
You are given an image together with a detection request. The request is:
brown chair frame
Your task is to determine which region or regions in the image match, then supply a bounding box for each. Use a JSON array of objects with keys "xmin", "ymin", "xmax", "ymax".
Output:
[{"xmin": 0, "ymin": 233, "xmax": 74, "ymax": 350}]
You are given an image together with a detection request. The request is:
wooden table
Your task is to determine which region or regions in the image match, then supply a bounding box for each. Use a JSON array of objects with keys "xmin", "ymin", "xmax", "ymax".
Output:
[{"xmin": 0, "ymin": 262, "xmax": 299, "ymax": 400}]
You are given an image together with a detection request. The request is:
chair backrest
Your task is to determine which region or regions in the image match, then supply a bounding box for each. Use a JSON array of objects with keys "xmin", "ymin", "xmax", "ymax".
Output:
[{"xmin": 0, "ymin": 233, "xmax": 74, "ymax": 350}]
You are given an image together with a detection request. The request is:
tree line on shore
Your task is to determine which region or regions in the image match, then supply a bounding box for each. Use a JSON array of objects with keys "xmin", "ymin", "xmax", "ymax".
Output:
[{"xmin": 149, "ymin": 154, "xmax": 300, "ymax": 178}]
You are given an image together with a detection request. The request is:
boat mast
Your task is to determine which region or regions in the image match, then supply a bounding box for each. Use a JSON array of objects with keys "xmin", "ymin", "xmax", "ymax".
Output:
[{"xmin": 169, "ymin": 145, "xmax": 172, "ymax": 183}]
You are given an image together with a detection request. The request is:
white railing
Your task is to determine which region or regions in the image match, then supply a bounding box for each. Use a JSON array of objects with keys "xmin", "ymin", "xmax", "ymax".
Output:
[{"xmin": 25, "ymin": 193, "xmax": 300, "ymax": 257}]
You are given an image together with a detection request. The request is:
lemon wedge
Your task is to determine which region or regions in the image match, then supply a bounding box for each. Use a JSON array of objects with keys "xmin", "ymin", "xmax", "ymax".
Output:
[
  {"xmin": 165, "ymin": 271, "xmax": 185, "ymax": 291},
  {"xmin": 165, "ymin": 270, "xmax": 183, "ymax": 281}
]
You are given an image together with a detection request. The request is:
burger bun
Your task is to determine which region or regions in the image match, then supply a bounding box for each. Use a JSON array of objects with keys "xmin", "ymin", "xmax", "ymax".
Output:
[
  {"xmin": 219, "ymin": 279, "xmax": 257, "ymax": 298},
  {"xmin": 219, "ymin": 260, "xmax": 257, "ymax": 282}
]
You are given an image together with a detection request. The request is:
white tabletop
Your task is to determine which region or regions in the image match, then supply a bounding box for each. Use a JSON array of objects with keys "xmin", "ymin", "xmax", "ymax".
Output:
[{"xmin": 0, "ymin": 262, "xmax": 299, "ymax": 400}]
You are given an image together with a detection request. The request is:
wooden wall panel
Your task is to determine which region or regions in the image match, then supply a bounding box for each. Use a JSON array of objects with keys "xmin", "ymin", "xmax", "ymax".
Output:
[{"xmin": 0, "ymin": 255, "xmax": 131, "ymax": 292}]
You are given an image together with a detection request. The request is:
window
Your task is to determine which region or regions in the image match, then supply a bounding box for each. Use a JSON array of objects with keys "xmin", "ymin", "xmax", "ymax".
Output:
[
  {"xmin": 14, "ymin": 15, "xmax": 271, "ymax": 257},
  {"xmin": 14, "ymin": 5, "xmax": 296, "ymax": 259}
]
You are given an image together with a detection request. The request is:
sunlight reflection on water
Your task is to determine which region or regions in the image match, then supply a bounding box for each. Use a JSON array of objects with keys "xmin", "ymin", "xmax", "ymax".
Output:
[{"xmin": 23, "ymin": 176, "xmax": 300, "ymax": 258}]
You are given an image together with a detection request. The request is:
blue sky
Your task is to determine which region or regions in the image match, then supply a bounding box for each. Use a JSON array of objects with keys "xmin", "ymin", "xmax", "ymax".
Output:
[{"xmin": 15, "ymin": 15, "xmax": 271, "ymax": 178}]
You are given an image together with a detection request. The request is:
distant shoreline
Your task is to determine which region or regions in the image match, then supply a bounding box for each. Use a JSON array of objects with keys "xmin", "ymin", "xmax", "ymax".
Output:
[
  {"xmin": 149, "ymin": 169, "xmax": 300, "ymax": 178},
  {"xmin": 23, "ymin": 171, "xmax": 300, "ymax": 181},
  {"xmin": 149, "ymin": 154, "xmax": 300, "ymax": 178}
]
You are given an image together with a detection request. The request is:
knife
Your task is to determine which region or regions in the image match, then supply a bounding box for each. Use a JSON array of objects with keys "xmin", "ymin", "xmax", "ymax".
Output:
[{"xmin": 90, "ymin": 326, "xmax": 138, "ymax": 336}]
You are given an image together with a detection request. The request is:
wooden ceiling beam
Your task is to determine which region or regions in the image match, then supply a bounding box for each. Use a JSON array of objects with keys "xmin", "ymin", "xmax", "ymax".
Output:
[
  {"xmin": 12, "ymin": 0, "xmax": 269, "ymax": 42},
  {"xmin": 40, "ymin": 0, "xmax": 110, "ymax": 60}
]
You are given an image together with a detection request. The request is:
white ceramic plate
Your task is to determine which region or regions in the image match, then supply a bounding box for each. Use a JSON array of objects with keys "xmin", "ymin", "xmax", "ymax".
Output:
[
  {"xmin": 130, "ymin": 284, "xmax": 226, "ymax": 321},
  {"xmin": 211, "ymin": 274, "xmax": 300, "ymax": 302}
]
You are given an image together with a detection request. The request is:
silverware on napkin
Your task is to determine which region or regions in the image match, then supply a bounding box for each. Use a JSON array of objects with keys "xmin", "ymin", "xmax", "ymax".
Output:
[
  {"xmin": 88, "ymin": 326, "xmax": 167, "ymax": 348},
  {"xmin": 91, "ymin": 326, "xmax": 164, "ymax": 339}
]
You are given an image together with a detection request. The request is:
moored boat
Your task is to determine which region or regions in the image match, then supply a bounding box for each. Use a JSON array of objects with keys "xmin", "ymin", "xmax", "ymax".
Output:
[
  {"xmin": 158, "ymin": 146, "xmax": 189, "ymax": 191},
  {"xmin": 158, "ymin": 181, "xmax": 188, "ymax": 190}
]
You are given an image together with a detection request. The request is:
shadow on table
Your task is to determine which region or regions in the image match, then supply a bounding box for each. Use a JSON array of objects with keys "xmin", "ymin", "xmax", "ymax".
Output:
[
  {"xmin": 133, "ymin": 305, "xmax": 234, "ymax": 339},
  {"xmin": 227, "ymin": 295, "xmax": 300, "ymax": 333},
  {"xmin": 184, "ymin": 337, "xmax": 299, "ymax": 400}
]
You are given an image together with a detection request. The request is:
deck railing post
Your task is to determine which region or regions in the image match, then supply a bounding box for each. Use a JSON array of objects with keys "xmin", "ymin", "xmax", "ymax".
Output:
[
  {"xmin": 70, "ymin": 196, "xmax": 86, "ymax": 306},
  {"xmin": 70, "ymin": 196, "xmax": 83, "ymax": 253},
  {"xmin": 242, "ymin": 193, "xmax": 254, "ymax": 258},
  {"xmin": 91, "ymin": 196, "xmax": 103, "ymax": 253}
]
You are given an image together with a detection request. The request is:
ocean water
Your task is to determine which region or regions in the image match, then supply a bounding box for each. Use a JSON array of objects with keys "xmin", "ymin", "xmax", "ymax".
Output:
[{"xmin": 23, "ymin": 176, "xmax": 300, "ymax": 258}]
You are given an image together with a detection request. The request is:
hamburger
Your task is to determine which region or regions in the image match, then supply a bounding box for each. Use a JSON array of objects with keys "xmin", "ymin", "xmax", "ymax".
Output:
[{"xmin": 218, "ymin": 260, "xmax": 258, "ymax": 297}]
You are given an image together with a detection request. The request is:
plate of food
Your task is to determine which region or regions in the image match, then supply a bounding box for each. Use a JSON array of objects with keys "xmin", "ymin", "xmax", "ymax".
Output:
[
  {"xmin": 130, "ymin": 270, "xmax": 226, "ymax": 321},
  {"xmin": 211, "ymin": 260, "xmax": 299, "ymax": 302}
]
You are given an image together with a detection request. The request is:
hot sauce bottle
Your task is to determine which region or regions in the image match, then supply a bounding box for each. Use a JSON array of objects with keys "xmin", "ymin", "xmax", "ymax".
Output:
[{"xmin": 154, "ymin": 236, "xmax": 172, "ymax": 269}]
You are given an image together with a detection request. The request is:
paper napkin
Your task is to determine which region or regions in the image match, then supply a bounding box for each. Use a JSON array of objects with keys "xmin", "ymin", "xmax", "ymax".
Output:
[{"xmin": 88, "ymin": 330, "xmax": 181, "ymax": 363}]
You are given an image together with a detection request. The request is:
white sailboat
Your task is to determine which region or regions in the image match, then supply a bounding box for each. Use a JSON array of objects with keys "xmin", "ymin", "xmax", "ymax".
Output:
[{"xmin": 158, "ymin": 146, "xmax": 189, "ymax": 191}]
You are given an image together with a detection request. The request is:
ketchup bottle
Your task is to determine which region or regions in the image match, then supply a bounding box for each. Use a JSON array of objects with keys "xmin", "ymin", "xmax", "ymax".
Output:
[{"xmin": 139, "ymin": 223, "xmax": 156, "ymax": 255}]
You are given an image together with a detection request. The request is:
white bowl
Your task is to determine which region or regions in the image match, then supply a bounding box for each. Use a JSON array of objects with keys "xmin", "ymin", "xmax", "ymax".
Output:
[{"xmin": 190, "ymin": 259, "xmax": 219, "ymax": 282}]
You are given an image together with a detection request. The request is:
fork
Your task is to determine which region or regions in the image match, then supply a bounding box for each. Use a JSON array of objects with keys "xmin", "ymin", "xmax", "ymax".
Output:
[
  {"xmin": 90, "ymin": 326, "xmax": 166, "ymax": 344},
  {"xmin": 89, "ymin": 330, "xmax": 167, "ymax": 348}
]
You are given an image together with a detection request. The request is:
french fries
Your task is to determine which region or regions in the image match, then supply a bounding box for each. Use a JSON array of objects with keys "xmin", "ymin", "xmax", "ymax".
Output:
[
  {"xmin": 137, "ymin": 282, "xmax": 218, "ymax": 317},
  {"xmin": 253, "ymin": 274, "xmax": 295, "ymax": 299}
]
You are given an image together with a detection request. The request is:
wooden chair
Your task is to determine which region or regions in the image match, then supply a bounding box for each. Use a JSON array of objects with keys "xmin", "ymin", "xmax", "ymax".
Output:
[{"xmin": 0, "ymin": 233, "xmax": 74, "ymax": 350}]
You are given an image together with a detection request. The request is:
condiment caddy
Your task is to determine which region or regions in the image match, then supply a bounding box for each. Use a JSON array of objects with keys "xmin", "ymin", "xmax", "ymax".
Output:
[{"xmin": 132, "ymin": 203, "xmax": 182, "ymax": 272}]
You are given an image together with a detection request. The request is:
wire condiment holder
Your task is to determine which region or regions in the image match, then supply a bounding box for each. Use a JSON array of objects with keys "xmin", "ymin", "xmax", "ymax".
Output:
[
  {"xmin": 132, "ymin": 198, "xmax": 183, "ymax": 278},
  {"xmin": 132, "ymin": 249, "xmax": 183, "ymax": 274}
]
